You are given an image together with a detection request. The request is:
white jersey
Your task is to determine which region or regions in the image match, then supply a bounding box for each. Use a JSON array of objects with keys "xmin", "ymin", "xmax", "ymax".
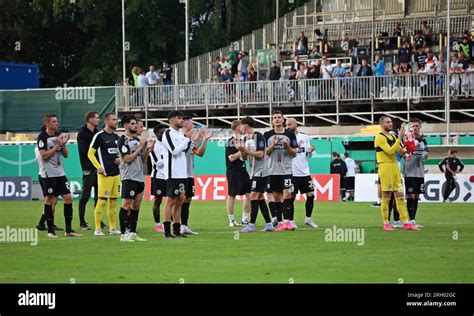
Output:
[
  {"xmin": 345, "ymin": 157, "xmax": 357, "ymax": 177},
  {"xmin": 149, "ymin": 140, "xmax": 165, "ymax": 180},
  {"xmin": 162, "ymin": 128, "xmax": 191, "ymax": 180},
  {"xmin": 34, "ymin": 146, "xmax": 46, "ymax": 178},
  {"xmin": 292, "ymin": 132, "xmax": 312, "ymax": 177}
]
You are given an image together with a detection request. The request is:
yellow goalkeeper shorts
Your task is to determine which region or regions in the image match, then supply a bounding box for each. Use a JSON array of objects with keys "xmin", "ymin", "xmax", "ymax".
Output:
[
  {"xmin": 378, "ymin": 162, "xmax": 403, "ymax": 192},
  {"xmin": 97, "ymin": 174, "xmax": 121, "ymax": 198}
]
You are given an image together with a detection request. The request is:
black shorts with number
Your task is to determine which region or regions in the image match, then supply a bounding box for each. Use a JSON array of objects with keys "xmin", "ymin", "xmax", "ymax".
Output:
[
  {"xmin": 226, "ymin": 170, "xmax": 251, "ymax": 197},
  {"xmin": 292, "ymin": 176, "xmax": 314, "ymax": 194},
  {"xmin": 251, "ymin": 176, "xmax": 268, "ymax": 193},
  {"xmin": 42, "ymin": 176, "xmax": 70, "ymax": 197},
  {"xmin": 404, "ymin": 177, "xmax": 425, "ymax": 195},
  {"xmin": 345, "ymin": 176, "xmax": 355, "ymax": 192},
  {"xmin": 121, "ymin": 179, "xmax": 145, "ymax": 199},
  {"xmin": 269, "ymin": 174, "xmax": 293, "ymax": 193},
  {"xmin": 151, "ymin": 178, "xmax": 166, "ymax": 199},
  {"xmin": 166, "ymin": 178, "xmax": 187, "ymax": 198},
  {"xmin": 186, "ymin": 178, "xmax": 195, "ymax": 198}
]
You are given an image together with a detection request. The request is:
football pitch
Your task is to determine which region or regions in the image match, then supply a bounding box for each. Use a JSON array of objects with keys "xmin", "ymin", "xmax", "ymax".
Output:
[{"xmin": 0, "ymin": 200, "xmax": 473, "ymax": 284}]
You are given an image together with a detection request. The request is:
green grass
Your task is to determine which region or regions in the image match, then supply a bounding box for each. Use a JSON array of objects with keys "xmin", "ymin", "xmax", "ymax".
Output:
[{"xmin": 0, "ymin": 200, "xmax": 473, "ymax": 283}]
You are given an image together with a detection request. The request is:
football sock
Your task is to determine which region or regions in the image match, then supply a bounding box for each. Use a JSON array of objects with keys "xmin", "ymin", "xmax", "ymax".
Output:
[
  {"xmin": 242, "ymin": 212, "xmax": 249, "ymax": 222},
  {"xmin": 274, "ymin": 201, "xmax": 283, "ymax": 222},
  {"xmin": 395, "ymin": 196, "xmax": 409, "ymax": 223},
  {"xmin": 119, "ymin": 207, "xmax": 128, "ymax": 234},
  {"xmin": 407, "ymin": 198, "xmax": 415, "ymax": 221},
  {"xmin": 283, "ymin": 199, "xmax": 292, "ymax": 221},
  {"xmin": 381, "ymin": 197, "xmax": 390, "ymax": 224},
  {"xmin": 305, "ymin": 195, "xmax": 314, "ymax": 218},
  {"xmin": 172, "ymin": 223, "xmax": 181, "ymax": 235},
  {"xmin": 248, "ymin": 200, "xmax": 258, "ymax": 224},
  {"xmin": 181, "ymin": 202, "xmax": 190, "ymax": 226},
  {"xmin": 64, "ymin": 203, "xmax": 73, "ymax": 233},
  {"xmin": 413, "ymin": 198, "xmax": 419, "ymax": 220},
  {"xmin": 376, "ymin": 197, "xmax": 381, "ymax": 204},
  {"xmin": 228, "ymin": 214, "xmax": 235, "ymax": 223},
  {"xmin": 38, "ymin": 213, "xmax": 46, "ymax": 226},
  {"xmin": 129, "ymin": 209, "xmax": 139, "ymax": 233},
  {"xmin": 268, "ymin": 202, "xmax": 276, "ymax": 218},
  {"xmin": 153, "ymin": 199, "xmax": 161, "ymax": 224},
  {"xmin": 107, "ymin": 198, "xmax": 118, "ymax": 230},
  {"xmin": 258, "ymin": 200, "xmax": 272, "ymax": 223},
  {"xmin": 44, "ymin": 204, "xmax": 54, "ymax": 234},
  {"xmin": 94, "ymin": 198, "xmax": 107, "ymax": 231},
  {"xmin": 163, "ymin": 221, "xmax": 171, "ymax": 235}
]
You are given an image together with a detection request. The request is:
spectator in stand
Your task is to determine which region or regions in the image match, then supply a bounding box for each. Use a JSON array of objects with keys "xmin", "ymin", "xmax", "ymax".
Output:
[
  {"xmin": 288, "ymin": 69, "xmax": 299, "ymax": 101},
  {"xmin": 296, "ymin": 63, "xmax": 307, "ymax": 79},
  {"xmin": 146, "ymin": 66, "xmax": 159, "ymax": 85},
  {"xmin": 321, "ymin": 57, "xmax": 333, "ymax": 100},
  {"xmin": 313, "ymin": 59, "xmax": 322, "ymax": 78},
  {"xmin": 459, "ymin": 52, "xmax": 470, "ymax": 96},
  {"xmin": 392, "ymin": 62, "xmax": 402, "ymax": 75},
  {"xmin": 159, "ymin": 61, "xmax": 173, "ymax": 85},
  {"xmin": 221, "ymin": 67, "xmax": 233, "ymax": 82},
  {"xmin": 460, "ymin": 37, "xmax": 472, "ymax": 62},
  {"xmin": 296, "ymin": 31, "xmax": 309, "ymax": 55},
  {"xmin": 291, "ymin": 55, "xmax": 301, "ymax": 72},
  {"xmin": 227, "ymin": 45, "xmax": 239, "ymax": 75},
  {"xmin": 373, "ymin": 54, "xmax": 385, "ymax": 76},
  {"xmin": 425, "ymin": 49, "xmax": 437, "ymax": 74},
  {"xmin": 269, "ymin": 61, "xmax": 281, "ymax": 81},
  {"xmin": 357, "ymin": 59, "xmax": 373, "ymax": 77},
  {"xmin": 219, "ymin": 56, "xmax": 228, "ymax": 74},
  {"xmin": 333, "ymin": 60, "xmax": 346, "ymax": 78},
  {"xmin": 248, "ymin": 65, "xmax": 257, "ymax": 82},
  {"xmin": 131, "ymin": 66, "xmax": 140, "ymax": 86},
  {"xmin": 211, "ymin": 57, "xmax": 221, "ymax": 82},
  {"xmin": 237, "ymin": 51, "xmax": 248, "ymax": 81},
  {"xmin": 398, "ymin": 40, "xmax": 412, "ymax": 64},
  {"xmin": 450, "ymin": 52, "xmax": 463, "ymax": 96},
  {"xmin": 421, "ymin": 21, "xmax": 433, "ymax": 46},
  {"xmin": 138, "ymin": 68, "xmax": 148, "ymax": 87},
  {"xmin": 393, "ymin": 22, "xmax": 402, "ymax": 37},
  {"xmin": 400, "ymin": 61, "xmax": 412, "ymax": 74},
  {"xmin": 414, "ymin": 30, "xmax": 426, "ymax": 51},
  {"xmin": 414, "ymin": 47, "xmax": 428, "ymax": 71},
  {"xmin": 436, "ymin": 54, "xmax": 447, "ymax": 94},
  {"xmin": 309, "ymin": 46, "xmax": 323, "ymax": 59}
]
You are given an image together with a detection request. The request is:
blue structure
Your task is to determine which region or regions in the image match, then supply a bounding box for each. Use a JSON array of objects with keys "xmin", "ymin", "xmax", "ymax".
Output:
[{"xmin": 0, "ymin": 62, "xmax": 40, "ymax": 89}]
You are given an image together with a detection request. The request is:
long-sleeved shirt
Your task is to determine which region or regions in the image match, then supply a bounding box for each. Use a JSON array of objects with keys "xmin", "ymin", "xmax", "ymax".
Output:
[
  {"xmin": 438, "ymin": 156, "xmax": 464, "ymax": 176},
  {"xmin": 374, "ymin": 132, "xmax": 401, "ymax": 164},
  {"xmin": 77, "ymin": 125, "xmax": 98, "ymax": 172},
  {"xmin": 330, "ymin": 159, "xmax": 347, "ymax": 177}
]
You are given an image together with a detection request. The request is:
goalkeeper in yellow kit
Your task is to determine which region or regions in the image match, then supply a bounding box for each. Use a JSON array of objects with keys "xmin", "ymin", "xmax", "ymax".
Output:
[{"xmin": 374, "ymin": 116, "xmax": 421, "ymax": 231}]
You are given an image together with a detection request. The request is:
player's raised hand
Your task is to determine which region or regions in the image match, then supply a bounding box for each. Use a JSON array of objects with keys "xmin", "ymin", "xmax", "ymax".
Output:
[
  {"xmin": 308, "ymin": 145, "xmax": 315, "ymax": 153},
  {"xmin": 138, "ymin": 138, "xmax": 147, "ymax": 148},
  {"xmin": 191, "ymin": 130, "xmax": 201, "ymax": 141},
  {"xmin": 54, "ymin": 136, "xmax": 62, "ymax": 147},
  {"xmin": 61, "ymin": 133, "xmax": 70, "ymax": 145},
  {"xmin": 204, "ymin": 130, "xmax": 213, "ymax": 140},
  {"xmin": 114, "ymin": 158, "xmax": 120, "ymax": 166}
]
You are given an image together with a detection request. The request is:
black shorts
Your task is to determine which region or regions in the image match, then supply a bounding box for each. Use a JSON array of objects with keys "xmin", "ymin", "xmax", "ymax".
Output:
[
  {"xmin": 292, "ymin": 176, "xmax": 314, "ymax": 194},
  {"xmin": 166, "ymin": 178, "xmax": 187, "ymax": 198},
  {"xmin": 251, "ymin": 176, "xmax": 268, "ymax": 193},
  {"xmin": 226, "ymin": 170, "xmax": 251, "ymax": 197},
  {"xmin": 405, "ymin": 177, "xmax": 425, "ymax": 195},
  {"xmin": 268, "ymin": 174, "xmax": 293, "ymax": 193},
  {"xmin": 42, "ymin": 176, "xmax": 70, "ymax": 197},
  {"xmin": 38, "ymin": 175, "xmax": 46, "ymax": 196},
  {"xmin": 345, "ymin": 176, "xmax": 355, "ymax": 192},
  {"xmin": 121, "ymin": 180, "xmax": 145, "ymax": 199},
  {"xmin": 151, "ymin": 178, "xmax": 166, "ymax": 199},
  {"xmin": 186, "ymin": 178, "xmax": 195, "ymax": 198}
]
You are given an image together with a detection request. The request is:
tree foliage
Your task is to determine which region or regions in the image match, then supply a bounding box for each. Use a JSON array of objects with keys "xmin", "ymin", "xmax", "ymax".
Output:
[{"xmin": 0, "ymin": 0, "xmax": 309, "ymax": 87}]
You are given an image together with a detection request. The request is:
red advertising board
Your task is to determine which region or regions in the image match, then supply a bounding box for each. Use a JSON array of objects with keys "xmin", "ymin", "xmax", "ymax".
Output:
[{"xmin": 145, "ymin": 174, "xmax": 340, "ymax": 202}]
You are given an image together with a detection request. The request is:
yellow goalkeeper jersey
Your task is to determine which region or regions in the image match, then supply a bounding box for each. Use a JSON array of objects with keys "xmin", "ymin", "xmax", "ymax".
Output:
[{"xmin": 374, "ymin": 132, "xmax": 401, "ymax": 164}]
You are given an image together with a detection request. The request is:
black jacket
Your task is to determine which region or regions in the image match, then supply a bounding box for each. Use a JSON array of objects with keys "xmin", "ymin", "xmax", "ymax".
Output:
[
  {"xmin": 269, "ymin": 66, "xmax": 281, "ymax": 80},
  {"xmin": 357, "ymin": 65, "xmax": 373, "ymax": 77},
  {"xmin": 330, "ymin": 159, "xmax": 347, "ymax": 176},
  {"xmin": 77, "ymin": 125, "xmax": 98, "ymax": 172}
]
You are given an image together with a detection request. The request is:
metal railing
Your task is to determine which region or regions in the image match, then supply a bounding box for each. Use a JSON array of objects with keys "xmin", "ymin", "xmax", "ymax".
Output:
[{"xmin": 116, "ymin": 73, "xmax": 474, "ymax": 126}]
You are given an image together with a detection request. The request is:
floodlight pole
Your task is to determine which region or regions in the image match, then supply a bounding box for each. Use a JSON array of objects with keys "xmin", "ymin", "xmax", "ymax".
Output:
[
  {"xmin": 122, "ymin": 0, "xmax": 126, "ymax": 84},
  {"xmin": 446, "ymin": 0, "xmax": 451, "ymax": 143}
]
